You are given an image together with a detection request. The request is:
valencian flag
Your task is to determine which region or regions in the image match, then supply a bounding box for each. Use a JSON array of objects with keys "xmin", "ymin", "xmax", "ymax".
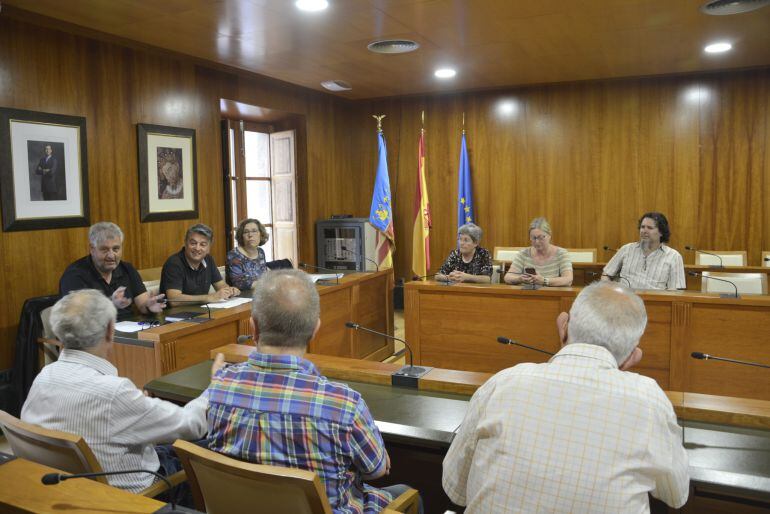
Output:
[
  {"xmin": 411, "ymin": 130, "xmax": 431, "ymax": 277},
  {"xmin": 457, "ymin": 133, "xmax": 474, "ymax": 228},
  {"xmin": 368, "ymin": 129, "xmax": 394, "ymax": 268}
]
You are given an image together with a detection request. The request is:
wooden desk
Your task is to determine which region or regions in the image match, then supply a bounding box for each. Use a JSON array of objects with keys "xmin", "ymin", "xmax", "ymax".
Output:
[
  {"xmin": 147, "ymin": 353, "xmax": 770, "ymax": 514},
  {"xmin": 110, "ymin": 269, "xmax": 394, "ymax": 387},
  {"xmin": 0, "ymin": 457, "xmax": 166, "ymax": 513},
  {"xmin": 570, "ymin": 262, "xmax": 770, "ymax": 289},
  {"xmin": 404, "ymin": 281, "xmax": 770, "ymax": 401}
]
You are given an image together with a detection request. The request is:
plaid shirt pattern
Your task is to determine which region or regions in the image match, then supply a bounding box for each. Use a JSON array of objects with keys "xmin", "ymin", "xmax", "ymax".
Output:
[{"xmin": 206, "ymin": 352, "xmax": 392, "ymax": 514}]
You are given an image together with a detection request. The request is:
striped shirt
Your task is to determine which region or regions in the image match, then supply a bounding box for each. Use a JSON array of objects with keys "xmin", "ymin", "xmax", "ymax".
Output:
[
  {"xmin": 603, "ymin": 242, "xmax": 685, "ymax": 290},
  {"xmin": 509, "ymin": 247, "xmax": 573, "ymax": 278},
  {"xmin": 206, "ymin": 352, "xmax": 391, "ymax": 514},
  {"xmin": 21, "ymin": 349, "xmax": 208, "ymax": 492},
  {"xmin": 443, "ymin": 343, "xmax": 690, "ymax": 513}
]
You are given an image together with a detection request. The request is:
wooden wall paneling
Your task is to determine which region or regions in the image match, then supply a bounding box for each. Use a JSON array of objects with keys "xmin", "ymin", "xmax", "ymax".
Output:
[{"xmin": 0, "ymin": 15, "xmax": 359, "ymax": 369}]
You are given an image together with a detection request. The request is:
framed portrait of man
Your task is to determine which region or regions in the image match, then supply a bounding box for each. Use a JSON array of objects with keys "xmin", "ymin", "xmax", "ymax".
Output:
[
  {"xmin": 0, "ymin": 107, "xmax": 90, "ymax": 231},
  {"xmin": 137, "ymin": 123, "xmax": 198, "ymax": 222}
]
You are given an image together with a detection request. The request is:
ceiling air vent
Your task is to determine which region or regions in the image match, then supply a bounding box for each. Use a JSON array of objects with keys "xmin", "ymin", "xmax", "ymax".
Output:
[
  {"xmin": 321, "ymin": 80, "xmax": 352, "ymax": 92},
  {"xmin": 700, "ymin": 0, "xmax": 770, "ymax": 15},
  {"xmin": 367, "ymin": 39, "xmax": 420, "ymax": 54}
]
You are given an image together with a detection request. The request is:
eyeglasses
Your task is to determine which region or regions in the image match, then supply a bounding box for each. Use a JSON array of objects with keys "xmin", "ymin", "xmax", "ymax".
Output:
[
  {"xmin": 243, "ymin": 229, "xmax": 261, "ymax": 236},
  {"xmin": 138, "ymin": 320, "xmax": 161, "ymax": 330},
  {"xmin": 530, "ymin": 235, "xmax": 549, "ymax": 241}
]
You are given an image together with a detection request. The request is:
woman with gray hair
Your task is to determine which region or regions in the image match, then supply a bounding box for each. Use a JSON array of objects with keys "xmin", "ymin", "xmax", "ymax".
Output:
[
  {"xmin": 504, "ymin": 217, "xmax": 573, "ymax": 287},
  {"xmin": 436, "ymin": 223, "xmax": 493, "ymax": 284}
]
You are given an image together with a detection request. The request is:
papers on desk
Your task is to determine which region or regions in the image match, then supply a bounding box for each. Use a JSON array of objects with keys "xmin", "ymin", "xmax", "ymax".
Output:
[
  {"xmin": 115, "ymin": 321, "xmax": 151, "ymax": 333},
  {"xmin": 309, "ymin": 273, "xmax": 344, "ymax": 283},
  {"xmin": 202, "ymin": 297, "xmax": 253, "ymax": 309}
]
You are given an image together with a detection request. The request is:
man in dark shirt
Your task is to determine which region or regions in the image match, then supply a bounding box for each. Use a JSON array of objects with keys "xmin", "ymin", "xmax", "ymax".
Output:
[
  {"xmin": 159, "ymin": 223, "xmax": 239, "ymax": 304},
  {"xmin": 60, "ymin": 222, "xmax": 166, "ymax": 318}
]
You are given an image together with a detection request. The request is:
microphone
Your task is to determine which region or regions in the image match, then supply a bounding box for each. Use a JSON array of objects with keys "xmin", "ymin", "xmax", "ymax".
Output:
[
  {"xmin": 688, "ymin": 271, "xmax": 738, "ymax": 298},
  {"xmin": 345, "ymin": 321, "xmax": 432, "ymax": 387},
  {"xmin": 299, "ymin": 263, "xmax": 340, "ymax": 284},
  {"xmin": 602, "ymin": 273, "xmax": 632, "ymax": 289},
  {"xmin": 603, "ymin": 245, "xmax": 617, "ymax": 253},
  {"xmin": 42, "ymin": 469, "xmax": 176, "ymax": 510},
  {"xmin": 237, "ymin": 334, "xmax": 253, "ymax": 344},
  {"xmin": 497, "ymin": 336, "xmax": 554, "ymax": 356},
  {"xmin": 340, "ymin": 245, "xmax": 379, "ymax": 272},
  {"xmin": 691, "ymin": 351, "xmax": 770, "ymax": 369},
  {"xmin": 685, "ymin": 246, "xmax": 723, "ymax": 268},
  {"xmin": 764, "ymin": 257, "xmax": 770, "ymax": 263}
]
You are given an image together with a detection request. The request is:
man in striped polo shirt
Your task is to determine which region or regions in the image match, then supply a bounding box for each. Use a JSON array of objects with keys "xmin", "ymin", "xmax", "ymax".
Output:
[
  {"xmin": 602, "ymin": 212, "xmax": 686, "ymax": 290},
  {"xmin": 206, "ymin": 270, "xmax": 420, "ymax": 514}
]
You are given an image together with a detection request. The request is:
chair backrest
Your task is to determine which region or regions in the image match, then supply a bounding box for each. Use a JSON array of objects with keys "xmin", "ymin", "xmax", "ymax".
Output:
[
  {"xmin": 40, "ymin": 306, "xmax": 55, "ymax": 339},
  {"xmin": 695, "ymin": 250, "xmax": 747, "ymax": 267},
  {"xmin": 762, "ymin": 251, "xmax": 770, "ymax": 267},
  {"xmin": 266, "ymin": 258, "xmax": 293, "ymax": 270},
  {"xmin": 565, "ymin": 248, "xmax": 597, "ymax": 263},
  {"xmin": 0, "ymin": 410, "xmax": 107, "ymax": 483},
  {"xmin": 490, "ymin": 264, "xmax": 501, "ymax": 284},
  {"xmin": 493, "ymin": 247, "xmax": 526, "ymax": 263},
  {"xmin": 701, "ymin": 272, "xmax": 768, "ymax": 295},
  {"xmin": 173, "ymin": 439, "xmax": 332, "ymax": 514},
  {"xmin": 138, "ymin": 266, "xmax": 163, "ymax": 282}
]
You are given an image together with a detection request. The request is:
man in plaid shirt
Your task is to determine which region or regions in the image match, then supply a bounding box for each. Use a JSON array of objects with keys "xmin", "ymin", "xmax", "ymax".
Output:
[{"xmin": 206, "ymin": 270, "xmax": 419, "ymax": 514}]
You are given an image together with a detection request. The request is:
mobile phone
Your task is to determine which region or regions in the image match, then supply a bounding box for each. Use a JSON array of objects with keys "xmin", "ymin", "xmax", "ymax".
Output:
[{"xmin": 524, "ymin": 267, "xmax": 536, "ymax": 275}]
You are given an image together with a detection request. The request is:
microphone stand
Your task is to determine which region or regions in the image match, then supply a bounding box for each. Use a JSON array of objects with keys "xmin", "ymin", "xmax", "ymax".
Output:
[
  {"xmin": 42, "ymin": 469, "xmax": 178, "ymax": 511},
  {"xmin": 688, "ymin": 271, "xmax": 739, "ymax": 298},
  {"xmin": 345, "ymin": 321, "xmax": 432, "ymax": 387},
  {"xmin": 299, "ymin": 263, "xmax": 341, "ymax": 285},
  {"xmin": 497, "ymin": 336, "xmax": 554, "ymax": 356},
  {"xmin": 340, "ymin": 245, "xmax": 379, "ymax": 272},
  {"xmin": 685, "ymin": 246, "xmax": 724, "ymax": 269},
  {"xmin": 603, "ymin": 245, "xmax": 617, "ymax": 253},
  {"xmin": 691, "ymin": 351, "xmax": 770, "ymax": 369}
]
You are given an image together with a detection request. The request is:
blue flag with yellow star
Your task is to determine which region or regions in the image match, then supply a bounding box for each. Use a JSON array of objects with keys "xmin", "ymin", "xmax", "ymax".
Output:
[{"xmin": 457, "ymin": 133, "xmax": 474, "ymax": 228}]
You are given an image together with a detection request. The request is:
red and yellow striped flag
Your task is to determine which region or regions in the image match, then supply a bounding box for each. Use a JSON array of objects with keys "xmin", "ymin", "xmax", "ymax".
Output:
[{"xmin": 411, "ymin": 131, "xmax": 431, "ymax": 277}]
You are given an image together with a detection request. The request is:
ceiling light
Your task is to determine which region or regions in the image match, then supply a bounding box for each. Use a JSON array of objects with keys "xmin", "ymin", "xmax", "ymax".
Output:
[
  {"xmin": 367, "ymin": 39, "xmax": 420, "ymax": 54},
  {"xmin": 295, "ymin": 0, "xmax": 328, "ymax": 12},
  {"xmin": 434, "ymin": 68, "xmax": 456, "ymax": 79},
  {"xmin": 321, "ymin": 80, "xmax": 352, "ymax": 92},
  {"xmin": 700, "ymin": 0, "xmax": 770, "ymax": 15},
  {"xmin": 704, "ymin": 42, "xmax": 732, "ymax": 53}
]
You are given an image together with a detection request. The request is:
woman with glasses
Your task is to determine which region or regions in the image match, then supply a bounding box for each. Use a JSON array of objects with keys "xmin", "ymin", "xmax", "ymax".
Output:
[
  {"xmin": 504, "ymin": 217, "xmax": 573, "ymax": 287},
  {"xmin": 435, "ymin": 223, "xmax": 493, "ymax": 284},
  {"xmin": 226, "ymin": 218, "xmax": 270, "ymax": 290}
]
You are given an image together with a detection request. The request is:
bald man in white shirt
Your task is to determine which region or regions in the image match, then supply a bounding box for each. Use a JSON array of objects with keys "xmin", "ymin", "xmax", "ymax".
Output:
[
  {"xmin": 443, "ymin": 282, "xmax": 689, "ymax": 513},
  {"xmin": 22, "ymin": 289, "xmax": 225, "ymax": 493}
]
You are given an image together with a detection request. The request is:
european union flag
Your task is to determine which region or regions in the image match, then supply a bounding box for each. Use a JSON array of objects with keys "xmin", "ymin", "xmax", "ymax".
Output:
[
  {"xmin": 457, "ymin": 133, "xmax": 474, "ymax": 228},
  {"xmin": 369, "ymin": 132, "xmax": 393, "ymax": 237}
]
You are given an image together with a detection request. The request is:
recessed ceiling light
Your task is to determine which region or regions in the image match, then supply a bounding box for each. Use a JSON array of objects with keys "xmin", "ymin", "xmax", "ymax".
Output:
[
  {"xmin": 434, "ymin": 68, "xmax": 456, "ymax": 79},
  {"xmin": 321, "ymin": 80, "xmax": 352, "ymax": 92},
  {"xmin": 367, "ymin": 39, "xmax": 420, "ymax": 54},
  {"xmin": 295, "ymin": 0, "xmax": 328, "ymax": 12},
  {"xmin": 704, "ymin": 42, "xmax": 732, "ymax": 53}
]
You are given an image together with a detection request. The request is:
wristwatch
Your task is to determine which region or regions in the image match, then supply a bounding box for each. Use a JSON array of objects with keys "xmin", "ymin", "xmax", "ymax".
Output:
[{"xmin": 543, "ymin": 277, "xmax": 550, "ymax": 287}]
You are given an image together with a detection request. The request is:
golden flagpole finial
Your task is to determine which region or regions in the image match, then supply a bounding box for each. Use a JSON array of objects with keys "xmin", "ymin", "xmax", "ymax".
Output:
[
  {"xmin": 462, "ymin": 112, "xmax": 466, "ymax": 134},
  {"xmin": 373, "ymin": 114, "xmax": 386, "ymax": 133},
  {"xmin": 421, "ymin": 110, "xmax": 425, "ymax": 134}
]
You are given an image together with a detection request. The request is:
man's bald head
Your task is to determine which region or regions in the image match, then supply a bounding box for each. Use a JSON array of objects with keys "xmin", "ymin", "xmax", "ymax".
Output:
[
  {"xmin": 251, "ymin": 270, "xmax": 320, "ymax": 349},
  {"xmin": 566, "ymin": 281, "xmax": 647, "ymax": 365}
]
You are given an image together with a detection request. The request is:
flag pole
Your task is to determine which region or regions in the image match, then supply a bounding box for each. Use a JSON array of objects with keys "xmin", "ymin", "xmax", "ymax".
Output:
[{"xmin": 373, "ymin": 114, "xmax": 385, "ymax": 133}]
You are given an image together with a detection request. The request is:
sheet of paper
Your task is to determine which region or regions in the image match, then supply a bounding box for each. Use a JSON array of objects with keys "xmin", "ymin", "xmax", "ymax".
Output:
[
  {"xmin": 308, "ymin": 273, "xmax": 344, "ymax": 283},
  {"xmin": 202, "ymin": 297, "xmax": 253, "ymax": 309},
  {"xmin": 115, "ymin": 321, "xmax": 150, "ymax": 333}
]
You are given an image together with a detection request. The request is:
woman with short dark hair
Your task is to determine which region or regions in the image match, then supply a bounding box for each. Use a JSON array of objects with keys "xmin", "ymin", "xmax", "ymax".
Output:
[{"xmin": 226, "ymin": 218, "xmax": 270, "ymax": 290}]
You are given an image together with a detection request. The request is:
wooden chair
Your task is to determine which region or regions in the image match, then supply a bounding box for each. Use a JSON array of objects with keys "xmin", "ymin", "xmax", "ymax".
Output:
[
  {"xmin": 493, "ymin": 246, "xmax": 526, "ymax": 263},
  {"xmin": 701, "ymin": 272, "xmax": 768, "ymax": 295},
  {"xmin": 695, "ymin": 250, "xmax": 747, "ymax": 267},
  {"xmin": 565, "ymin": 248, "xmax": 597, "ymax": 263},
  {"xmin": 762, "ymin": 251, "xmax": 770, "ymax": 267},
  {"xmin": 0, "ymin": 410, "xmax": 184, "ymax": 498},
  {"xmin": 173, "ymin": 439, "xmax": 420, "ymax": 514}
]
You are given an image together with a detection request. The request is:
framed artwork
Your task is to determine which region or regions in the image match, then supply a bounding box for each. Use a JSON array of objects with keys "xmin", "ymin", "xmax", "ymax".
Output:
[
  {"xmin": 137, "ymin": 123, "xmax": 198, "ymax": 222},
  {"xmin": 0, "ymin": 108, "xmax": 90, "ymax": 231}
]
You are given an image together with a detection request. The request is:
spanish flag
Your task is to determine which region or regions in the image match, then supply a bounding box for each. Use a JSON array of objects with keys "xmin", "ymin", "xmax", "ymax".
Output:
[
  {"xmin": 411, "ymin": 130, "xmax": 431, "ymax": 277},
  {"xmin": 368, "ymin": 130, "xmax": 394, "ymax": 268}
]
